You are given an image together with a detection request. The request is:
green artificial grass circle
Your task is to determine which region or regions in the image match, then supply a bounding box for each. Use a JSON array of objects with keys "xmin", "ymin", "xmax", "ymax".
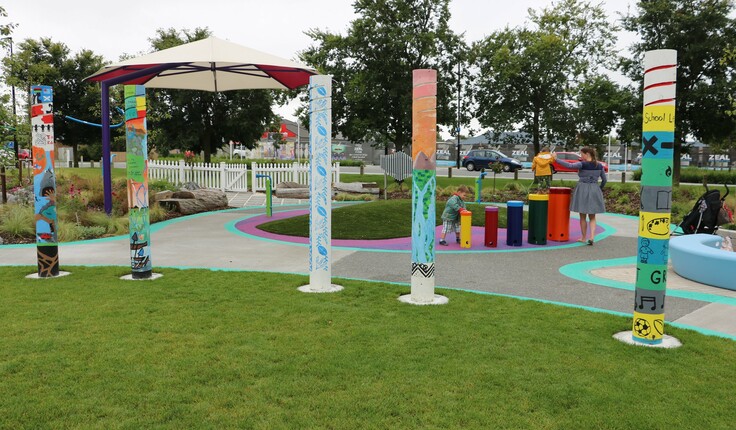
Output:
[{"xmin": 256, "ymin": 199, "xmax": 526, "ymax": 240}]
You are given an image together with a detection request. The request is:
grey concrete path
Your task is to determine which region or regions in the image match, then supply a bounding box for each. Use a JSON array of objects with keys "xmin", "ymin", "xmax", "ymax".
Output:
[{"xmin": 1, "ymin": 194, "xmax": 734, "ymax": 341}]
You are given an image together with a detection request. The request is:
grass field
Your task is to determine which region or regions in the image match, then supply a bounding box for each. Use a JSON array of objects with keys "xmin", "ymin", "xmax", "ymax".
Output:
[
  {"xmin": 257, "ymin": 200, "xmax": 527, "ymax": 239},
  {"xmin": 0, "ymin": 266, "xmax": 734, "ymax": 429}
]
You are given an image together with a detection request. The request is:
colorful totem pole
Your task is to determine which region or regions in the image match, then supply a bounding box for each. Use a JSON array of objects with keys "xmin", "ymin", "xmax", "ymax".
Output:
[
  {"xmin": 403, "ymin": 69, "xmax": 446, "ymax": 305},
  {"xmin": 31, "ymin": 85, "xmax": 59, "ymax": 277},
  {"xmin": 124, "ymin": 85, "xmax": 152, "ymax": 279},
  {"xmin": 632, "ymin": 49, "xmax": 677, "ymax": 345},
  {"xmin": 300, "ymin": 75, "xmax": 342, "ymax": 293}
]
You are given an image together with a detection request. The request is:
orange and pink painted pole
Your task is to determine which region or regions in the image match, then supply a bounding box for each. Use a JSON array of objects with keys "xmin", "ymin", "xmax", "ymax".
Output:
[{"xmin": 400, "ymin": 69, "xmax": 447, "ymax": 305}]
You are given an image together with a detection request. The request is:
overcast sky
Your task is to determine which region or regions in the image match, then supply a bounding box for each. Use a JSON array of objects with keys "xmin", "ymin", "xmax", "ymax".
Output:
[{"xmin": 4, "ymin": 0, "xmax": 639, "ymax": 129}]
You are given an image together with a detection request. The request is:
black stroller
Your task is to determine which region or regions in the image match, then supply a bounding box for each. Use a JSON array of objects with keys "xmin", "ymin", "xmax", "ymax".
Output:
[{"xmin": 677, "ymin": 184, "xmax": 730, "ymax": 235}]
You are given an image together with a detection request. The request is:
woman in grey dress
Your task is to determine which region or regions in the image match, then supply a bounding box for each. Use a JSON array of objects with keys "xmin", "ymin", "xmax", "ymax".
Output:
[{"xmin": 553, "ymin": 147, "xmax": 607, "ymax": 245}]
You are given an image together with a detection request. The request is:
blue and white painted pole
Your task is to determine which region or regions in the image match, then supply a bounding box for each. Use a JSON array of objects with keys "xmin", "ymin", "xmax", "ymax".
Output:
[{"xmin": 299, "ymin": 75, "xmax": 342, "ymax": 293}]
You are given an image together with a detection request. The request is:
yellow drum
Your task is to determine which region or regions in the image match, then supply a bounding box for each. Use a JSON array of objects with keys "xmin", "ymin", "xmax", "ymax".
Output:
[{"xmin": 460, "ymin": 209, "xmax": 472, "ymax": 248}]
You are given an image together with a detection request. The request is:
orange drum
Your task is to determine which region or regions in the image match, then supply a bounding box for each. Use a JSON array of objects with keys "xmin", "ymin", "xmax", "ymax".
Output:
[{"xmin": 547, "ymin": 187, "xmax": 572, "ymax": 242}]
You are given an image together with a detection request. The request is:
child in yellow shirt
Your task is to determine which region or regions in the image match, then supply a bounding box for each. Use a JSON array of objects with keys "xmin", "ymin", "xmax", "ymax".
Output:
[{"xmin": 531, "ymin": 147, "xmax": 555, "ymax": 192}]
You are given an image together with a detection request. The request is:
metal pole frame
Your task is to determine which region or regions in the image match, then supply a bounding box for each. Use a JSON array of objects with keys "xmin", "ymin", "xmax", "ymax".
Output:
[{"xmin": 98, "ymin": 64, "xmax": 182, "ymax": 214}]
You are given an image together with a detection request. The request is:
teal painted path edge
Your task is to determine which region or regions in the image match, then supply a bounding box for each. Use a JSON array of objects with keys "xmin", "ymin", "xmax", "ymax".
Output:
[
  {"xmin": 5, "ymin": 263, "xmax": 733, "ymax": 341},
  {"xmin": 559, "ymin": 257, "xmax": 736, "ymax": 306},
  {"xmin": 225, "ymin": 210, "xmax": 617, "ymax": 254}
]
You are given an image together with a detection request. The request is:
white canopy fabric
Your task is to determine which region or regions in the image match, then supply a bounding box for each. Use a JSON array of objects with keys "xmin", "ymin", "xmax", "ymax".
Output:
[{"xmin": 86, "ymin": 36, "xmax": 317, "ymax": 91}]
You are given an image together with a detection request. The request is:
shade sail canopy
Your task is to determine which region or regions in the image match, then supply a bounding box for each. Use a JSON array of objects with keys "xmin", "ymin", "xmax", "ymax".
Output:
[{"xmin": 86, "ymin": 36, "xmax": 317, "ymax": 91}]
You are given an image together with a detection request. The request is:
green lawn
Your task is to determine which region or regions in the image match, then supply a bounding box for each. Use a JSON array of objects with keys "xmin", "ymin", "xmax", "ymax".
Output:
[
  {"xmin": 258, "ymin": 199, "xmax": 527, "ymax": 239},
  {"xmin": 0, "ymin": 266, "xmax": 733, "ymax": 429},
  {"xmin": 55, "ymin": 167, "xmax": 128, "ymax": 180}
]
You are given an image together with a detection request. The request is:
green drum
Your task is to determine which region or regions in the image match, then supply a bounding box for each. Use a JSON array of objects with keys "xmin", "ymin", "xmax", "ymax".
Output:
[{"xmin": 528, "ymin": 193, "xmax": 549, "ymax": 245}]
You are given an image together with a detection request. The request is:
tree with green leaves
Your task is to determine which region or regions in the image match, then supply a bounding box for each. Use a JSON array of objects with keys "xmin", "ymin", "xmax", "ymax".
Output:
[
  {"xmin": 620, "ymin": 0, "xmax": 736, "ymax": 182},
  {"xmin": 145, "ymin": 28, "xmax": 278, "ymax": 162},
  {"xmin": 299, "ymin": 0, "xmax": 469, "ymax": 154},
  {"xmin": 0, "ymin": 6, "xmax": 13, "ymax": 38},
  {"xmin": 3, "ymin": 37, "xmax": 108, "ymax": 166},
  {"xmin": 472, "ymin": 0, "xmax": 618, "ymax": 155},
  {"xmin": 1, "ymin": 7, "xmax": 18, "ymax": 164},
  {"xmin": 572, "ymin": 74, "xmax": 634, "ymax": 147}
]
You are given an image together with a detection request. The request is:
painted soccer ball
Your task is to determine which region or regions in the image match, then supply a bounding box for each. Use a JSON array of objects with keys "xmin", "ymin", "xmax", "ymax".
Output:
[{"xmin": 634, "ymin": 318, "xmax": 651, "ymax": 337}]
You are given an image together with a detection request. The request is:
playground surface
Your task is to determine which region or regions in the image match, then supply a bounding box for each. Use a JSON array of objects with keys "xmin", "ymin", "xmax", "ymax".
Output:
[{"xmin": 0, "ymin": 192, "xmax": 734, "ymax": 341}]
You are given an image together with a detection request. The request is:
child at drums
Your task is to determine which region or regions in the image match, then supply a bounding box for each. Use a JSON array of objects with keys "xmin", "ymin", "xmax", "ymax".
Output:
[{"xmin": 439, "ymin": 185, "xmax": 470, "ymax": 246}]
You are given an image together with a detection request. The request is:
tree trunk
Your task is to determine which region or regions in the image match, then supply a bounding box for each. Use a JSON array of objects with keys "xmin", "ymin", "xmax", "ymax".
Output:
[
  {"xmin": 673, "ymin": 133, "xmax": 684, "ymax": 186},
  {"xmin": 532, "ymin": 105, "xmax": 541, "ymax": 156},
  {"xmin": 395, "ymin": 115, "xmax": 405, "ymax": 153},
  {"xmin": 203, "ymin": 134, "xmax": 212, "ymax": 163},
  {"xmin": 72, "ymin": 142, "xmax": 79, "ymax": 168}
]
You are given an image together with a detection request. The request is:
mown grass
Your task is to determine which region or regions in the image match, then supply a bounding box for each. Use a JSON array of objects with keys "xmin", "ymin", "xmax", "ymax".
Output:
[
  {"xmin": 0, "ymin": 266, "xmax": 733, "ymax": 429},
  {"xmin": 258, "ymin": 200, "xmax": 527, "ymax": 239}
]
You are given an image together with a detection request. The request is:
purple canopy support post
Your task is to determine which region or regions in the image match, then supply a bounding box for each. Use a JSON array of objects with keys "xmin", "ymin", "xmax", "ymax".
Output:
[
  {"xmin": 101, "ymin": 82, "xmax": 112, "ymax": 215},
  {"xmin": 97, "ymin": 63, "xmax": 182, "ymax": 215}
]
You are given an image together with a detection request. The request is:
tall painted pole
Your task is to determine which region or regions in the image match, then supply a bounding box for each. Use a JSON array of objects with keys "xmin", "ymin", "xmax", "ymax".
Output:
[
  {"xmin": 400, "ymin": 69, "xmax": 447, "ymax": 305},
  {"xmin": 629, "ymin": 49, "xmax": 679, "ymax": 346},
  {"xmin": 124, "ymin": 85, "xmax": 153, "ymax": 279},
  {"xmin": 30, "ymin": 85, "xmax": 59, "ymax": 277},
  {"xmin": 300, "ymin": 75, "xmax": 342, "ymax": 293}
]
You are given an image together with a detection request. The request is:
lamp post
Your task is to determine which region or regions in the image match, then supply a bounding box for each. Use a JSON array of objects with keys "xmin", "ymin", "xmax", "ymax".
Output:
[
  {"xmin": 456, "ymin": 62, "xmax": 461, "ymax": 169},
  {"xmin": 2, "ymin": 37, "xmax": 18, "ymax": 180}
]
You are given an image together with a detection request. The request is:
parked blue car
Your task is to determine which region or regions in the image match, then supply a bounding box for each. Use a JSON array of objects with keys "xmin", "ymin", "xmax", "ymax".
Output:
[{"xmin": 462, "ymin": 149, "xmax": 523, "ymax": 172}]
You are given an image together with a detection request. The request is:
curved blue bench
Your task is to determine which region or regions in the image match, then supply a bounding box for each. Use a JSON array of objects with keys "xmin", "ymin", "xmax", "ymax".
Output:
[{"xmin": 670, "ymin": 234, "xmax": 736, "ymax": 291}]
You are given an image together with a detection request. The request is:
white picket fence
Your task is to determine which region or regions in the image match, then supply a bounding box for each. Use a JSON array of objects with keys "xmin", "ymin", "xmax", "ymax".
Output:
[
  {"xmin": 148, "ymin": 160, "xmax": 341, "ymax": 192},
  {"xmin": 148, "ymin": 160, "xmax": 249, "ymax": 192},
  {"xmin": 250, "ymin": 162, "xmax": 341, "ymax": 192}
]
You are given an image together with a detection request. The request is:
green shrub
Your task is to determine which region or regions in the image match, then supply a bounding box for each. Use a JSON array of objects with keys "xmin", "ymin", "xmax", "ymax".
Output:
[
  {"xmin": 503, "ymin": 181, "xmax": 527, "ymax": 193},
  {"xmin": 78, "ymin": 225, "xmax": 107, "ymax": 239},
  {"xmin": 149, "ymin": 180, "xmax": 174, "ymax": 195},
  {"xmin": 632, "ymin": 168, "xmax": 643, "ymax": 181},
  {"xmin": 81, "ymin": 211, "xmax": 128, "ymax": 235},
  {"xmin": 57, "ymin": 223, "xmax": 83, "ymax": 242},
  {"xmin": 0, "ymin": 204, "xmax": 35, "ymax": 238},
  {"xmin": 149, "ymin": 204, "xmax": 169, "ymax": 223},
  {"xmin": 680, "ymin": 168, "xmax": 736, "ymax": 185},
  {"xmin": 670, "ymin": 202, "xmax": 693, "ymax": 222},
  {"xmin": 633, "ymin": 167, "xmax": 736, "ymax": 184},
  {"xmin": 672, "ymin": 186, "xmax": 695, "ymax": 201}
]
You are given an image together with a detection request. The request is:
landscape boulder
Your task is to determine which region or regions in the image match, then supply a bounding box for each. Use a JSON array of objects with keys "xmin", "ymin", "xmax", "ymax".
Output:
[
  {"xmin": 171, "ymin": 190, "xmax": 195, "ymax": 199},
  {"xmin": 152, "ymin": 190, "xmax": 174, "ymax": 203},
  {"xmin": 158, "ymin": 187, "xmax": 229, "ymax": 215},
  {"xmin": 333, "ymin": 182, "xmax": 379, "ymax": 195},
  {"xmin": 275, "ymin": 181, "xmax": 310, "ymax": 199}
]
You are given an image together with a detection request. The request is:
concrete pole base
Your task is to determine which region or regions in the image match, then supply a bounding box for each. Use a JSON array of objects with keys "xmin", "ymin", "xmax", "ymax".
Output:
[
  {"xmin": 398, "ymin": 294, "xmax": 449, "ymax": 306},
  {"xmin": 120, "ymin": 273, "xmax": 164, "ymax": 281},
  {"xmin": 298, "ymin": 284, "xmax": 344, "ymax": 293},
  {"xmin": 613, "ymin": 331, "xmax": 682, "ymax": 349},
  {"xmin": 25, "ymin": 271, "xmax": 72, "ymax": 279}
]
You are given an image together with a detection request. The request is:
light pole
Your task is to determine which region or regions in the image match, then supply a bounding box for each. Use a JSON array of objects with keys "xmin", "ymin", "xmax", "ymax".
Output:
[
  {"xmin": 1, "ymin": 37, "xmax": 18, "ymax": 179},
  {"xmin": 456, "ymin": 62, "xmax": 461, "ymax": 169}
]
